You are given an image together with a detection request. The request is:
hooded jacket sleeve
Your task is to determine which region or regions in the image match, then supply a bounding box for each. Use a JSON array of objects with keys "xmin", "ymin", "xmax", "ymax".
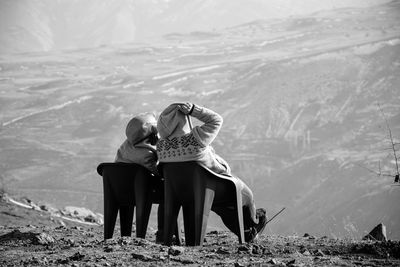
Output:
[
  {"xmin": 191, "ymin": 105, "xmax": 223, "ymax": 147},
  {"xmin": 141, "ymin": 149, "xmax": 160, "ymax": 176}
]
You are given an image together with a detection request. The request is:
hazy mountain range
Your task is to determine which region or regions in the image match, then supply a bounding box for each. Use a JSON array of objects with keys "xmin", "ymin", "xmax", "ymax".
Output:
[
  {"xmin": 0, "ymin": 0, "xmax": 399, "ymax": 239},
  {"xmin": 0, "ymin": 0, "xmax": 393, "ymax": 53}
]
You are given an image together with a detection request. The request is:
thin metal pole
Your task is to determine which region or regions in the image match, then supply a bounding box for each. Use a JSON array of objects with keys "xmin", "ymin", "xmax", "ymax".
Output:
[{"xmin": 266, "ymin": 207, "xmax": 286, "ymax": 225}]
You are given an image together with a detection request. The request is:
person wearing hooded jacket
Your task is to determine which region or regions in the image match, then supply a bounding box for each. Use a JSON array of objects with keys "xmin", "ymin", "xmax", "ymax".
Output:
[
  {"xmin": 156, "ymin": 102, "xmax": 267, "ymax": 242},
  {"xmin": 115, "ymin": 113, "xmax": 159, "ymax": 176},
  {"xmin": 115, "ymin": 112, "xmax": 165, "ymax": 242}
]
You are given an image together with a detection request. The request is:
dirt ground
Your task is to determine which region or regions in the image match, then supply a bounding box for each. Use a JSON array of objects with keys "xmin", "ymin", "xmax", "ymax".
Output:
[{"xmin": 1, "ymin": 198, "xmax": 400, "ymax": 266}]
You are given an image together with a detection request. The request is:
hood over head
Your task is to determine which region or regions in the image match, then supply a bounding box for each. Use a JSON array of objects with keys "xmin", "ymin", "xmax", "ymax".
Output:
[
  {"xmin": 157, "ymin": 103, "xmax": 189, "ymax": 139},
  {"xmin": 126, "ymin": 113, "xmax": 157, "ymax": 144}
]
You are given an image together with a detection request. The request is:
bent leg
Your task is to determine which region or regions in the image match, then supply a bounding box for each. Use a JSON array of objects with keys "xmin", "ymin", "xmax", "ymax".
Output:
[{"xmin": 212, "ymin": 205, "xmax": 255, "ymax": 236}]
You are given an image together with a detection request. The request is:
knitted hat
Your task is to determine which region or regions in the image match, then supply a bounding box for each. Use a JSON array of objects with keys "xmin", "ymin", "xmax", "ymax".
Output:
[
  {"xmin": 157, "ymin": 103, "xmax": 188, "ymax": 139},
  {"xmin": 125, "ymin": 113, "xmax": 157, "ymax": 144}
]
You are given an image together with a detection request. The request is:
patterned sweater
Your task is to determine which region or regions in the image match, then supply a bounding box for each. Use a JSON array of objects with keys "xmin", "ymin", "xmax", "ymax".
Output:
[{"xmin": 156, "ymin": 105, "xmax": 231, "ymax": 175}]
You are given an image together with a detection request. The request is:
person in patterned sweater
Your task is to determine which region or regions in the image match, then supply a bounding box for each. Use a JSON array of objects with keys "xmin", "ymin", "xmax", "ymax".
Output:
[{"xmin": 156, "ymin": 102, "xmax": 267, "ymax": 242}]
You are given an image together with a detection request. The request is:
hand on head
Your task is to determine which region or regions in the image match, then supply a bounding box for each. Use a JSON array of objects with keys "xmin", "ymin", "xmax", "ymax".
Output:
[{"xmin": 178, "ymin": 102, "xmax": 194, "ymax": 115}]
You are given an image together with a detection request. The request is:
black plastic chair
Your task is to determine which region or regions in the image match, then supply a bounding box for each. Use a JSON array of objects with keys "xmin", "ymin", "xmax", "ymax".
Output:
[
  {"xmin": 97, "ymin": 162, "xmax": 164, "ymax": 240},
  {"xmin": 161, "ymin": 161, "xmax": 245, "ymax": 246}
]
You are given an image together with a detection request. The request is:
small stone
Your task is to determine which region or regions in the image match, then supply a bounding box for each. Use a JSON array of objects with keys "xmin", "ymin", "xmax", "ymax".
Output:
[
  {"xmin": 315, "ymin": 249, "xmax": 325, "ymax": 257},
  {"xmin": 84, "ymin": 214, "xmax": 97, "ymax": 223},
  {"xmin": 171, "ymin": 256, "xmax": 195, "ymax": 264},
  {"xmin": 104, "ymin": 238, "xmax": 118, "ymax": 246},
  {"xmin": 168, "ymin": 246, "xmax": 185, "ymax": 256},
  {"xmin": 34, "ymin": 232, "xmax": 55, "ymax": 245},
  {"xmin": 40, "ymin": 205, "xmax": 49, "ymax": 211},
  {"xmin": 238, "ymin": 244, "xmax": 250, "ymax": 252},
  {"xmin": 132, "ymin": 237, "xmax": 151, "ymax": 246},
  {"xmin": 234, "ymin": 263, "xmax": 245, "ymax": 267},
  {"xmin": 216, "ymin": 247, "xmax": 230, "ymax": 254},
  {"xmin": 119, "ymin": 237, "xmax": 131, "ymax": 245},
  {"xmin": 269, "ymin": 258, "xmax": 278, "ymax": 265},
  {"xmin": 302, "ymin": 250, "xmax": 311, "ymax": 256},
  {"xmin": 131, "ymin": 252, "xmax": 154, "ymax": 261},
  {"xmin": 57, "ymin": 258, "xmax": 69, "ymax": 264},
  {"xmin": 287, "ymin": 259, "xmax": 301, "ymax": 267},
  {"xmin": 67, "ymin": 238, "xmax": 75, "ymax": 247},
  {"xmin": 104, "ymin": 246, "xmax": 113, "ymax": 252},
  {"xmin": 252, "ymin": 244, "xmax": 263, "ymax": 254},
  {"xmin": 263, "ymin": 248, "xmax": 273, "ymax": 255},
  {"xmin": 70, "ymin": 251, "xmax": 85, "ymax": 261}
]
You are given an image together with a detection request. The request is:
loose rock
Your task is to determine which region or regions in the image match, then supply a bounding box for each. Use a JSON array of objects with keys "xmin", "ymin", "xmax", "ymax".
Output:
[
  {"xmin": 168, "ymin": 246, "xmax": 185, "ymax": 256},
  {"xmin": 238, "ymin": 244, "xmax": 250, "ymax": 252},
  {"xmin": 315, "ymin": 249, "xmax": 325, "ymax": 257},
  {"xmin": 363, "ymin": 223, "xmax": 387, "ymax": 242},
  {"xmin": 69, "ymin": 251, "xmax": 85, "ymax": 261},
  {"xmin": 34, "ymin": 233, "xmax": 55, "ymax": 245},
  {"xmin": 131, "ymin": 252, "xmax": 154, "ymax": 261}
]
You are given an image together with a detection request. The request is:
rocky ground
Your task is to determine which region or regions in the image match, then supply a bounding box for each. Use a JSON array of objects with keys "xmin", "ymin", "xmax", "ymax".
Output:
[{"xmin": 1, "ymin": 195, "xmax": 400, "ymax": 267}]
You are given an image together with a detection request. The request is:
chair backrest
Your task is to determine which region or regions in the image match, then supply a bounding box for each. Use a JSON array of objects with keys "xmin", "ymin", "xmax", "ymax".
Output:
[
  {"xmin": 98, "ymin": 162, "xmax": 149, "ymax": 205},
  {"xmin": 161, "ymin": 161, "xmax": 235, "ymax": 205}
]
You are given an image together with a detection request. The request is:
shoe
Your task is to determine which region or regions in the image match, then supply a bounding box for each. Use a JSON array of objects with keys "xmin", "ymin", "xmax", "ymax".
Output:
[
  {"xmin": 255, "ymin": 208, "xmax": 267, "ymax": 235},
  {"xmin": 245, "ymin": 208, "xmax": 267, "ymax": 243},
  {"xmin": 244, "ymin": 227, "xmax": 258, "ymax": 243}
]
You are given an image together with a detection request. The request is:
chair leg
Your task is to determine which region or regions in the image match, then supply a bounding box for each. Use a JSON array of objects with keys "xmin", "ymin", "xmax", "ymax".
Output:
[
  {"xmin": 119, "ymin": 205, "xmax": 134, "ymax": 237},
  {"xmin": 191, "ymin": 175, "xmax": 216, "ymax": 246},
  {"xmin": 196, "ymin": 188, "xmax": 215, "ymax": 246},
  {"xmin": 134, "ymin": 172, "xmax": 153, "ymax": 238},
  {"xmin": 157, "ymin": 203, "xmax": 164, "ymax": 241},
  {"xmin": 164, "ymin": 178, "xmax": 181, "ymax": 246},
  {"xmin": 174, "ymin": 217, "xmax": 183, "ymax": 246},
  {"xmin": 103, "ymin": 178, "xmax": 119, "ymax": 240},
  {"xmin": 164, "ymin": 205, "xmax": 180, "ymax": 246},
  {"xmin": 235, "ymin": 186, "xmax": 245, "ymax": 244},
  {"xmin": 135, "ymin": 200, "xmax": 152, "ymax": 238},
  {"xmin": 182, "ymin": 205, "xmax": 195, "ymax": 246}
]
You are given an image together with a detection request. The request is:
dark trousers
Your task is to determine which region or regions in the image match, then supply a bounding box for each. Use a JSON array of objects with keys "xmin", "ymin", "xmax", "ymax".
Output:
[{"xmin": 212, "ymin": 205, "xmax": 255, "ymax": 237}]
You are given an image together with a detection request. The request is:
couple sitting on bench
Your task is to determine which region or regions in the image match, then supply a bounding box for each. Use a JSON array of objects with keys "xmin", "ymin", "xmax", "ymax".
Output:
[{"xmin": 115, "ymin": 102, "xmax": 267, "ymax": 243}]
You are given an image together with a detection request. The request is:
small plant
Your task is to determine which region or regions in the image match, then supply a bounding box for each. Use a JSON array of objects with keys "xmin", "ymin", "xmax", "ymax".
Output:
[
  {"xmin": 377, "ymin": 104, "xmax": 400, "ymax": 184},
  {"xmin": 357, "ymin": 104, "xmax": 399, "ymax": 184}
]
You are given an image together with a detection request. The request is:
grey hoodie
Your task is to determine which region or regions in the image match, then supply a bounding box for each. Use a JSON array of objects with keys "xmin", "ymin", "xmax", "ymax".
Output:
[{"xmin": 115, "ymin": 113, "xmax": 159, "ymax": 176}]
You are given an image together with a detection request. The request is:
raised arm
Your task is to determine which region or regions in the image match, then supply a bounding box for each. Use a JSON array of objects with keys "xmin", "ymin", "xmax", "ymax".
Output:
[{"xmin": 179, "ymin": 103, "xmax": 223, "ymax": 147}]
